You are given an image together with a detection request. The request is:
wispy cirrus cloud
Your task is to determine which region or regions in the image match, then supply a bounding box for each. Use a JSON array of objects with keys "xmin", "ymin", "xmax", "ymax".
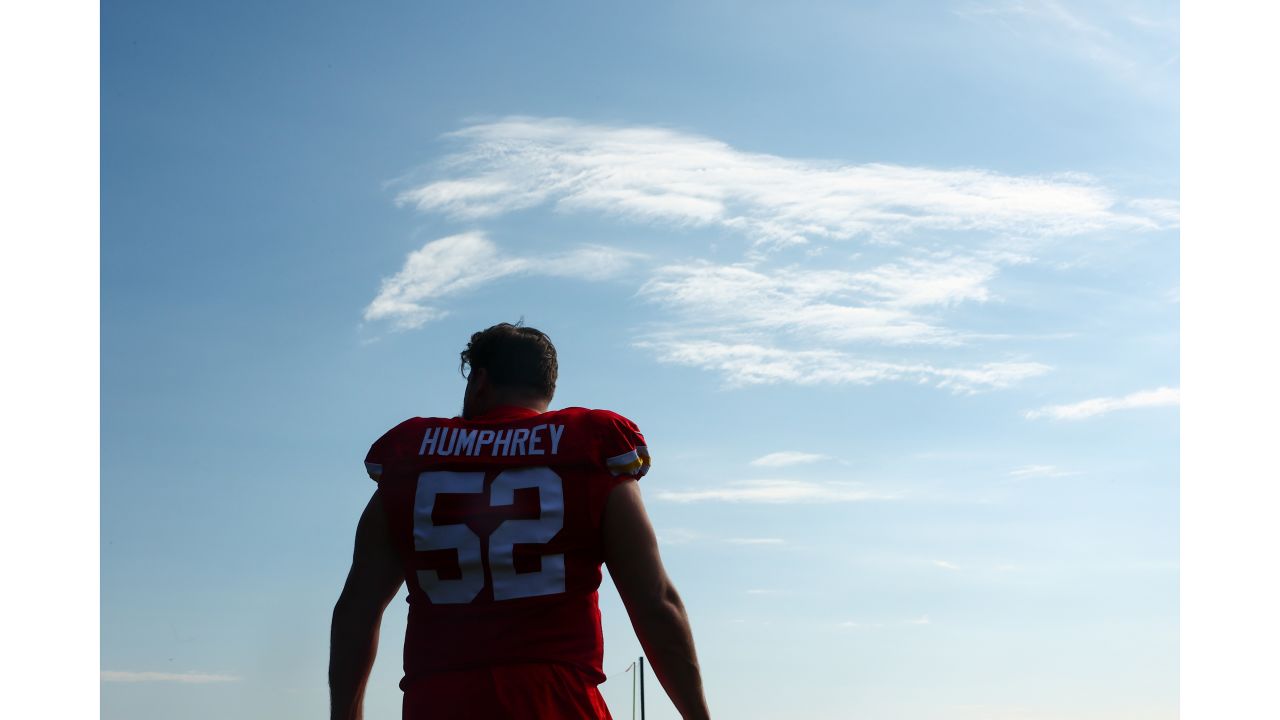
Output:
[
  {"xmin": 655, "ymin": 528, "xmax": 702, "ymax": 545},
  {"xmin": 656, "ymin": 529, "xmax": 787, "ymax": 545},
  {"xmin": 633, "ymin": 251, "xmax": 1054, "ymax": 390},
  {"xmin": 1009, "ymin": 464, "xmax": 1078, "ymax": 478},
  {"xmin": 955, "ymin": 0, "xmax": 1179, "ymax": 91},
  {"xmin": 374, "ymin": 117, "xmax": 1170, "ymax": 391},
  {"xmin": 363, "ymin": 231, "xmax": 642, "ymax": 330},
  {"xmin": 1125, "ymin": 198, "xmax": 1180, "ymax": 226},
  {"xmin": 1025, "ymin": 386, "xmax": 1179, "ymax": 420},
  {"xmin": 640, "ymin": 338, "xmax": 1050, "ymax": 393},
  {"xmin": 639, "ymin": 254, "xmax": 1007, "ymax": 347},
  {"xmin": 750, "ymin": 451, "xmax": 831, "ymax": 467},
  {"xmin": 101, "ymin": 671, "xmax": 240, "ymax": 684},
  {"xmin": 398, "ymin": 117, "xmax": 1169, "ymax": 247},
  {"xmin": 655, "ymin": 478, "xmax": 898, "ymax": 504},
  {"xmin": 838, "ymin": 620, "xmax": 884, "ymax": 630}
]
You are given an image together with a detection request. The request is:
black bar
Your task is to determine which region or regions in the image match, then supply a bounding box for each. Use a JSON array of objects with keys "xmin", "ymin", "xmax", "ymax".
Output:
[{"xmin": 639, "ymin": 656, "xmax": 646, "ymax": 720}]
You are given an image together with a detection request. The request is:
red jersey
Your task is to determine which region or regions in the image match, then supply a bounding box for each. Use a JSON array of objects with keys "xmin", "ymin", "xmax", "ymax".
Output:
[{"xmin": 364, "ymin": 405, "xmax": 650, "ymax": 690}]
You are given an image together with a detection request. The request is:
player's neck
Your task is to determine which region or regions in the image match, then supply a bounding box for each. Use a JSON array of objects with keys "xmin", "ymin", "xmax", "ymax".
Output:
[{"xmin": 477, "ymin": 392, "xmax": 549, "ymax": 416}]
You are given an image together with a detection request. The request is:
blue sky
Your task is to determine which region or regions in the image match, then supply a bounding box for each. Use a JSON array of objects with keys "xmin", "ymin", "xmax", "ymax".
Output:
[{"xmin": 101, "ymin": 1, "xmax": 1178, "ymax": 718}]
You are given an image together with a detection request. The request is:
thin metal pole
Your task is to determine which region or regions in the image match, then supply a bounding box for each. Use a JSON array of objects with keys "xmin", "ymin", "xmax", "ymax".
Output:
[
  {"xmin": 631, "ymin": 661, "xmax": 636, "ymax": 720},
  {"xmin": 639, "ymin": 656, "xmax": 646, "ymax": 720}
]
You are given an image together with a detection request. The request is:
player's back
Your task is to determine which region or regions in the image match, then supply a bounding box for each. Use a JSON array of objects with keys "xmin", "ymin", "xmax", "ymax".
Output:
[{"xmin": 364, "ymin": 404, "xmax": 650, "ymax": 688}]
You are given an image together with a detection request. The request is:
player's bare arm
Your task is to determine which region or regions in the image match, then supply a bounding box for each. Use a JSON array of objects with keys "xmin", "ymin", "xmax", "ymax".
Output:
[
  {"xmin": 330, "ymin": 490, "xmax": 405, "ymax": 720},
  {"xmin": 604, "ymin": 480, "xmax": 711, "ymax": 720}
]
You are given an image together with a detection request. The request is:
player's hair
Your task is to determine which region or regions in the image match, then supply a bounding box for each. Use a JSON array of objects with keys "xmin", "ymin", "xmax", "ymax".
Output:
[{"xmin": 460, "ymin": 322, "xmax": 558, "ymax": 399}]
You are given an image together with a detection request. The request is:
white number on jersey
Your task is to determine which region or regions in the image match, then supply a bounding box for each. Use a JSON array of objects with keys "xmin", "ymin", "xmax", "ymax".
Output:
[{"xmin": 412, "ymin": 467, "xmax": 566, "ymax": 604}]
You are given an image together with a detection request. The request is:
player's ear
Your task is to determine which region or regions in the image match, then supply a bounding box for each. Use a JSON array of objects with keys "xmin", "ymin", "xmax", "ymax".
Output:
[
  {"xmin": 466, "ymin": 367, "xmax": 493, "ymax": 410},
  {"xmin": 469, "ymin": 367, "xmax": 490, "ymax": 393}
]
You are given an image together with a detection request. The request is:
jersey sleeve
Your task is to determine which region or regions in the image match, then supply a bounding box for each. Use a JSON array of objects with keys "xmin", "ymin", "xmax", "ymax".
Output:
[
  {"xmin": 595, "ymin": 411, "xmax": 651, "ymax": 479},
  {"xmin": 583, "ymin": 410, "xmax": 651, "ymax": 529},
  {"xmin": 363, "ymin": 418, "xmax": 418, "ymax": 482}
]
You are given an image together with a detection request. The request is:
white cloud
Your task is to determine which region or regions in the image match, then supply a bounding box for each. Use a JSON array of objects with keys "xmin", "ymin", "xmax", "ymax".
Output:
[
  {"xmin": 655, "ymin": 478, "xmax": 898, "ymax": 504},
  {"xmin": 655, "ymin": 528, "xmax": 701, "ymax": 545},
  {"xmin": 639, "ymin": 255, "xmax": 1003, "ymax": 347},
  {"xmin": 907, "ymin": 615, "xmax": 932, "ymax": 625},
  {"xmin": 630, "ymin": 243, "xmax": 1050, "ymax": 393},
  {"xmin": 848, "ymin": 254, "xmax": 1007, "ymax": 309},
  {"xmin": 1025, "ymin": 386, "xmax": 1179, "ymax": 420},
  {"xmin": 363, "ymin": 232, "xmax": 643, "ymax": 330},
  {"xmin": 1008, "ymin": 464, "xmax": 1078, "ymax": 478},
  {"xmin": 934, "ymin": 560, "xmax": 961, "ymax": 571},
  {"xmin": 656, "ymin": 530, "xmax": 788, "ymax": 545},
  {"xmin": 399, "ymin": 117, "xmax": 1169, "ymax": 247},
  {"xmin": 101, "ymin": 671, "xmax": 240, "ymax": 684},
  {"xmin": 750, "ymin": 451, "xmax": 830, "ymax": 467},
  {"xmin": 1126, "ymin": 198, "xmax": 1180, "ymax": 225},
  {"xmin": 374, "ymin": 117, "xmax": 1170, "ymax": 392},
  {"xmin": 641, "ymin": 338, "xmax": 1051, "ymax": 393},
  {"xmin": 955, "ymin": 0, "xmax": 1178, "ymax": 90}
]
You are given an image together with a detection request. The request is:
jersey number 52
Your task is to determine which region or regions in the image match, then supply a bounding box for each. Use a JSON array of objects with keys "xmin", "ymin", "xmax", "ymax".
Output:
[{"xmin": 413, "ymin": 467, "xmax": 565, "ymax": 604}]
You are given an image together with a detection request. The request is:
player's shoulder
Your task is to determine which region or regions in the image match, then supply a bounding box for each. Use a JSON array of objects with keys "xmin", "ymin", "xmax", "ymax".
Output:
[
  {"xmin": 551, "ymin": 407, "xmax": 649, "ymax": 478},
  {"xmin": 551, "ymin": 406, "xmax": 642, "ymax": 431},
  {"xmin": 374, "ymin": 416, "xmax": 428, "ymax": 443},
  {"xmin": 363, "ymin": 416, "xmax": 442, "ymax": 479}
]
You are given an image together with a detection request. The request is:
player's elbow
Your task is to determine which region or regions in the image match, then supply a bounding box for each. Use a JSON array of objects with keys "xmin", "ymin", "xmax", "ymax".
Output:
[
  {"xmin": 624, "ymin": 580, "xmax": 687, "ymax": 622},
  {"xmin": 332, "ymin": 588, "xmax": 383, "ymax": 627}
]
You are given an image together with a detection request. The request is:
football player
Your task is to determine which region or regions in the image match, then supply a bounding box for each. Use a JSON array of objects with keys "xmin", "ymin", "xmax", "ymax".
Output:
[{"xmin": 330, "ymin": 322, "xmax": 710, "ymax": 720}]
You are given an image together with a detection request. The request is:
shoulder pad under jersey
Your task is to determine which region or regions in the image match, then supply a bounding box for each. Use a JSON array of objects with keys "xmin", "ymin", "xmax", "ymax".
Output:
[{"xmin": 587, "ymin": 409, "xmax": 650, "ymax": 479}]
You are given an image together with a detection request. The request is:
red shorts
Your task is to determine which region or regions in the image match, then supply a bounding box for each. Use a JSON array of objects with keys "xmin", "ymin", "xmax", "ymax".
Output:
[{"xmin": 402, "ymin": 663, "xmax": 613, "ymax": 720}]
